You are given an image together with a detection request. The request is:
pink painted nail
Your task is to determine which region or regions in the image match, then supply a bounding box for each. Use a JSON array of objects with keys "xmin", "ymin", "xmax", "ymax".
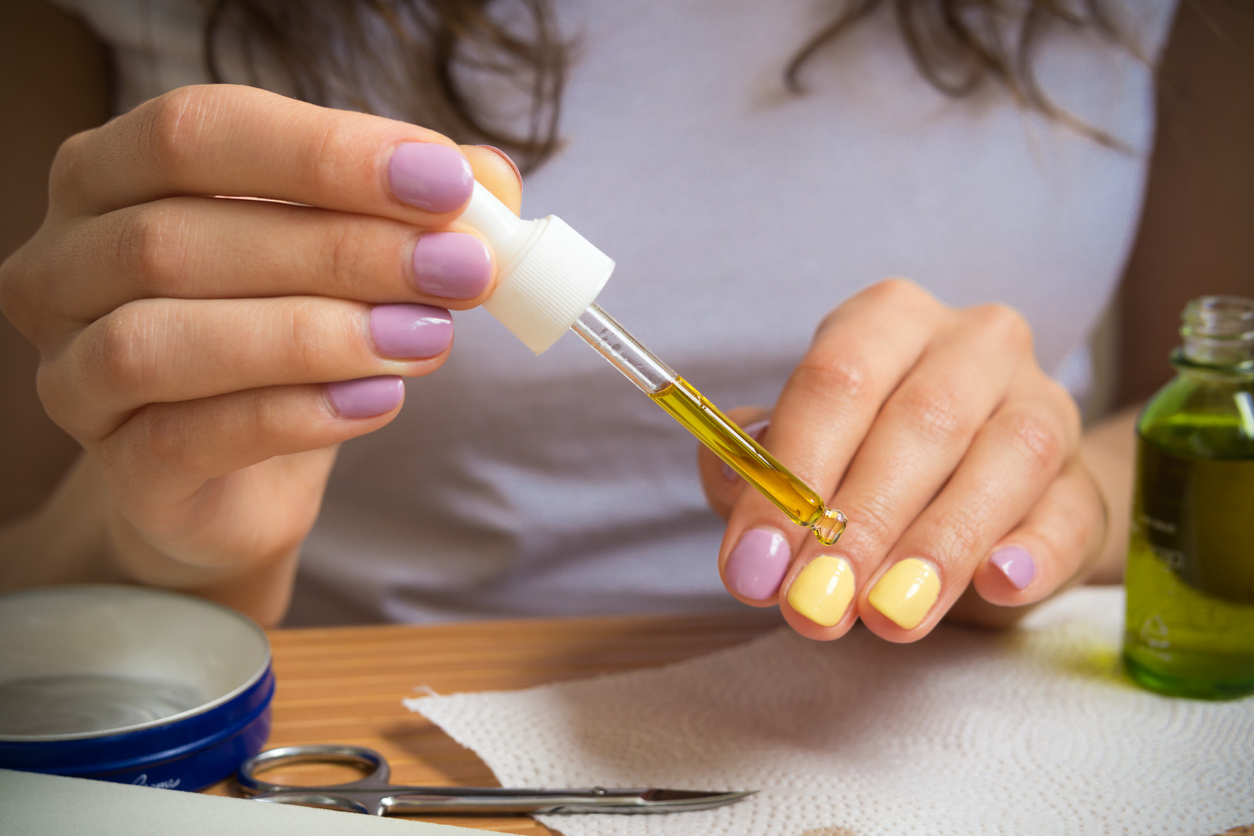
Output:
[
  {"xmin": 388, "ymin": 143, "xmax": 474, "ymax": 213},
  {"xmin": 990, "ymin": 545, "xmax": 1036, "ymax": 590},
  {"xmin": 327, "ymin": 376, "xmax": 404, "ymax": 419},
  {"xmin": 411, "ymin": 233, "xmax": 492, "ymax": 299},
  {"xmin": 723, "ymin": 419, "xmax": 770, "ymax": 481},
  {"xmin": 370, "ymin": 304, "xmax": 453, "ymax": 359},
  {"xmin": 725, "ymin": 528, "xmax": 791, "ymax": 600}
]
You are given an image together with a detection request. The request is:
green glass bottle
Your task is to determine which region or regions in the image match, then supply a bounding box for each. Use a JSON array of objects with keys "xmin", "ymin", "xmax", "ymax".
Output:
[{"xmin": 1123, "ymin": 295, "xmax": 1254, "ymax": 699}]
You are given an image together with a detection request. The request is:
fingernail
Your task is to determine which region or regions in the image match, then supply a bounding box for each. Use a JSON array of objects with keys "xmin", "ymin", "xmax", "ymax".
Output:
[
  {"xmin": 327, "ymin": 376, "xmax": 404, "ymax": 419},
  {"xmin": 725, "ymin": 528, "xmax": 791, "ymax": 600},
  {"xmin": 388, "ymin": 143, "xmax": 474, "ymax": 213},
  {"xmin": 989, "ymin": 545, "xmax": 1036, "ymax": 590},
  {"xmin": 787, "ymin": 555, "xmax": 855, "ymax": 627},
  {"xmin": 477, "ymin": 145, "xmax": 522, "ymax": 191},
  {"xmin": 723, "ymin": 419, "xmax": 770, "ymax": 481},
  {"xmin": 868, "ymin": 557, "xmax": 940, "ymax": 630},
  {"xmin": 411, "ymin": 232, "xmax": 492, "ymax": 299},
  {"xmin": 370, "ymin": 304, "xmax": 453, "ymax": 359}
]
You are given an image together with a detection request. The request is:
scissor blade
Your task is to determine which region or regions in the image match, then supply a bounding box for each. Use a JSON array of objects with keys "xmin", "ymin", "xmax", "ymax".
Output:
[
  {"xmin": 626, "ymin": 788, "xmax": 759, "ymax": 813},
  {"xmin": 645, "ymin": 789, "xmax": 747, "ymax": 802},
  {"xmin": 383, "ymin": 787, "xmax": 757, "ymax": 815},
  {"xmin": 501, "ymin": 787, "xmax": 758, "ymax": 814}
]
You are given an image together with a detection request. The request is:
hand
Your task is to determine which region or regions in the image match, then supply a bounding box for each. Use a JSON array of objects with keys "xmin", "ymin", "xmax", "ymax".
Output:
[
  {"xmin": 0, "ymin": 85, "xmax": 521, "ymax": 617},
  {"xmin": 699, "ymin": 279, "xmax": 1107, "ymax": 641}
]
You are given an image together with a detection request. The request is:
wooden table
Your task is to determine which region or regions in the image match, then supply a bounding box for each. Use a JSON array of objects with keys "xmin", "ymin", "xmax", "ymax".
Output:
[{"xmin": 206, "ymin": 609, "xmax": 784, "ymax": 834}]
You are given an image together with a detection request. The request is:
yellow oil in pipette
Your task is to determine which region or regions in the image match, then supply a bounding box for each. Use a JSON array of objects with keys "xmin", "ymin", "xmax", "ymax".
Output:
[
  {"xmin": 568, "ymin": 302, "xmax": 846, "ymax": 545},
  {"xmin": 650, "ymin": 377, "xmax": 847, "ymax": 545}
]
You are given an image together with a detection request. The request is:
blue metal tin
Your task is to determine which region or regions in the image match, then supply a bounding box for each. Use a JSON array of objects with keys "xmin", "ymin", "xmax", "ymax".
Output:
[{"xmin": 0, "ymin": 586, "xmax": 273, "ymax": 791}]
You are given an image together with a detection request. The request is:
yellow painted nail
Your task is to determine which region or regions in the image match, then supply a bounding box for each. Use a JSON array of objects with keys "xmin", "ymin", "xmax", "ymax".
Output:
[
  {"xmin": 868, "ymin": 558, "xmax": 940, "ymax": 630},
  {"xmin": 786, "ymin": 556, "xmax": 855, "ymax": 627}
]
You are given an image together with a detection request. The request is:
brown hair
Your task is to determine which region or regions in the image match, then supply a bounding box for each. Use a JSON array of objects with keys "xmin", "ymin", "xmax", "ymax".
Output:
[
  {"xmin": 202, "ymin": 0, "xmax": 1122, "ymax": 171},
  {"xmin": 789, "ymin": 0, "xmax": 1125, "ymax": 146},
  {"xmin": 203, "ymin": 0, "xmax": 568, "ymax": 171}
]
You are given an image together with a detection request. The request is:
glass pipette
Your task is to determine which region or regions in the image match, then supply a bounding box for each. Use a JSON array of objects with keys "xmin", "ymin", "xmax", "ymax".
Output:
[
  {"xmin": 460, "ymin": 183, "xmax": 847, "ymax": 545},
  {"xmin": 570, "ymin": 304, "xmax": 847, "ymax": 545}
]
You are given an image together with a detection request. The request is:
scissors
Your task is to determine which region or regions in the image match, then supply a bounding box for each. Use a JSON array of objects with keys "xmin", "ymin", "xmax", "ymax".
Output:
[{"xmin": 237, "ymin": 745, "xmax": 756, "ymax": 815}]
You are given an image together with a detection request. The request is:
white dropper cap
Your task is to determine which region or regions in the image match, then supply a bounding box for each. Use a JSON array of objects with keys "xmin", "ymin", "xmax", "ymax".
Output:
[{"xmin": 459, "ymin": 182, "xmax": 615, "ymax": 355}]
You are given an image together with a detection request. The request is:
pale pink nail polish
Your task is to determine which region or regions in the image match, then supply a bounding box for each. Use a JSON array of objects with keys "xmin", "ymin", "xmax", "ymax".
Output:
[
  {"xmin": 370, "ymin": 304, "xmax": 453, "ymax": 359},
  {"xmin": 411, "ymin": 233, "xmax": 492, "ymax": 299},
  {"xmin": 990, "ymin": 545, "xmax": 1036, "ymax": 590},
  {"xmin": 388, "ymin": 143, "xmax": 474, "ymax": 213},
  {"xmin": 725, "ymin": 528, "xmax": 791, "ymax": 600},
  {"xmin": 327, "ymin": 376, "xmax": 404, "ymax": 419}
]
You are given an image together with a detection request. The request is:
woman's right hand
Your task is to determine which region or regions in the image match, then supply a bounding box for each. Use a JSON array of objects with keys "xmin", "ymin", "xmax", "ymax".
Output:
[{"xmin": 0, "ymin": 84, "xmax": 521, "ymax": 620}]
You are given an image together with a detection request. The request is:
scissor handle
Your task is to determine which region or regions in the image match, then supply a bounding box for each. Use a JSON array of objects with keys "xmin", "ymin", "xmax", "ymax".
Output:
[{"xmin": 237, "ymin": 744, "xmax": 392, "ymax": 795}]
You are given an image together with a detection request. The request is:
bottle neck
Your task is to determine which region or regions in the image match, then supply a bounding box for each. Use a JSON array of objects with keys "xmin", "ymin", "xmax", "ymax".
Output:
[{"xmin": 1174, "ymin": 296, "xmax": 1254, "ymax": 373}]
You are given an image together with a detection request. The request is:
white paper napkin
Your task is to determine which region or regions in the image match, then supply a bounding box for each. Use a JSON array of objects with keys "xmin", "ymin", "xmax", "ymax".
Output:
[{"xmin": 411, "ymin": 588, "xmax": 1254, "ymax": 836}]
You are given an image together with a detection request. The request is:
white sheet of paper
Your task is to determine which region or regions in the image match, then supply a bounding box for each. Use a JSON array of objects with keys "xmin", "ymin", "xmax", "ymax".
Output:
[
  {"xmin": 0, "ymin": 769, "xmax": 490, "ymax": 836},
  {"xmin": 412, "ymin": 587, "xmax": 1254, "ymax": 836}
]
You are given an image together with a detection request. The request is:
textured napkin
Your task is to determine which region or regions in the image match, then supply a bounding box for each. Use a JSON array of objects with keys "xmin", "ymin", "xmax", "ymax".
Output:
[{"xmin": 412, "ymin": 588, "xmax": 1254, "ymax": 836}]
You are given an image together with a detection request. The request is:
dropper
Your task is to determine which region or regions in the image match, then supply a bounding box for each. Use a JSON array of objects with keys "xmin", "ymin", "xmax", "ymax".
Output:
[{"xmin": 460, "ymin": 184, "xmax": 847, "ymax": 545}]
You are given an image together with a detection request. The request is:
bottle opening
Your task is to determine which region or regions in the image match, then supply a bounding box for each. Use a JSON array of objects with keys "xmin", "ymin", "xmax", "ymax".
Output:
[{"xmin": 1179, "ymin": 295, "xmax": 1254, "ymax": 368}]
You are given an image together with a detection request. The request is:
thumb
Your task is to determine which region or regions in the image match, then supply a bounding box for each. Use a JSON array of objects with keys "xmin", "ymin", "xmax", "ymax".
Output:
[{"xmin": 460, "ymin": 145, "xmax": 523, "ymax": 215}]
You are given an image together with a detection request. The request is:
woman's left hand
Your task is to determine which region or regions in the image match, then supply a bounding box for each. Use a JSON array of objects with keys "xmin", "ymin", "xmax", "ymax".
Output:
[{"xmin": 698, "ymin": 278, "xmax": 1107, "ymax": 641}]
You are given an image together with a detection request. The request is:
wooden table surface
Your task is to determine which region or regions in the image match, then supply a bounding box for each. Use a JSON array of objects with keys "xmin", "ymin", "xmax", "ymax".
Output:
[{"xmin": 206, "ymin": 609, "xmax": 784, "ymax": 834}]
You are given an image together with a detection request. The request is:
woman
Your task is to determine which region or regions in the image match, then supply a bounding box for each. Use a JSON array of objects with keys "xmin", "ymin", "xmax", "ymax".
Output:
[{"xmin": 0, "ymin": 0, "xmax": 1250, "ymax": 641}]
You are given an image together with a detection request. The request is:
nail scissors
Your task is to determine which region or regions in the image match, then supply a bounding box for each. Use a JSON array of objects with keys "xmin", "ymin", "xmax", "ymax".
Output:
[{"xmin": 237, "ymin": 744, "xmax": 755, "ymax": 815}]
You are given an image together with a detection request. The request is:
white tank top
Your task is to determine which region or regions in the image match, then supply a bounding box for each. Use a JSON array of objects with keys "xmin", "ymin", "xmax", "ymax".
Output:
[{"xmin": 54, "ymin": 0, "xmax": 1179, "ymax": 624}]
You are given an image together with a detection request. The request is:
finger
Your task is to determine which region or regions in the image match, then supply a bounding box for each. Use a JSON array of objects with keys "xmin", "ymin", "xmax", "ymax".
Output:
[
  {"xmin": 98, "ymin": 379, "xmax": 402, "ymax": 561},
  {"xmin": 855, "ymin": 378, "xmax": 1081, "ymax": 640},
  {"xmin": 100, "ymin": 378, "xmax": 404, "ymax": 509},
  {"xmin": 42, "ymin": 297, "xmax": 452, "ymax": 440},
  {"xmin": 106, "ymin": 449, "xmax": 337, "ymax": 581},
  {"xmin": 718, "ymin": 279, "xmax": 943, "ymax": 605},
  {"xmin": 53, "ymin": 85, "xmax": 475, "ymax": 222},
  {"xmin": 31, "ymin": 197, "xmax": 495, "ymax": 333},
  {"xmin": 773, "ymin": 314, "xmax": 1037, "ymax": 640},
  {"xmin": 776, "ymin": 303, "xmax": 1037, "ymax": 637},
  {"xmin": 462, "ymin": 145, "xmax": 523, "ymax": 215},
  {"xmin": 972, "ymin": 457, "xmax": 1107, "ymax": 607},
  {"xmin": 697, "ymin": 406, "xmax": 771, "ymax": 519}
]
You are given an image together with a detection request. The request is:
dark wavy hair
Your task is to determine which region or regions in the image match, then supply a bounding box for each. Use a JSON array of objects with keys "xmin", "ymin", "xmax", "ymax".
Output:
[{"xmin": 202, "ymin": 0, "xmax": 1122, "ymax": 172}]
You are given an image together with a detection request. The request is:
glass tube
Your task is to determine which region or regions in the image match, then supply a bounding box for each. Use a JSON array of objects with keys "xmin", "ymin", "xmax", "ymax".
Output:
[{"xmin": 571, "ymin": 303, "xmax": 846, "ymax": 545}]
